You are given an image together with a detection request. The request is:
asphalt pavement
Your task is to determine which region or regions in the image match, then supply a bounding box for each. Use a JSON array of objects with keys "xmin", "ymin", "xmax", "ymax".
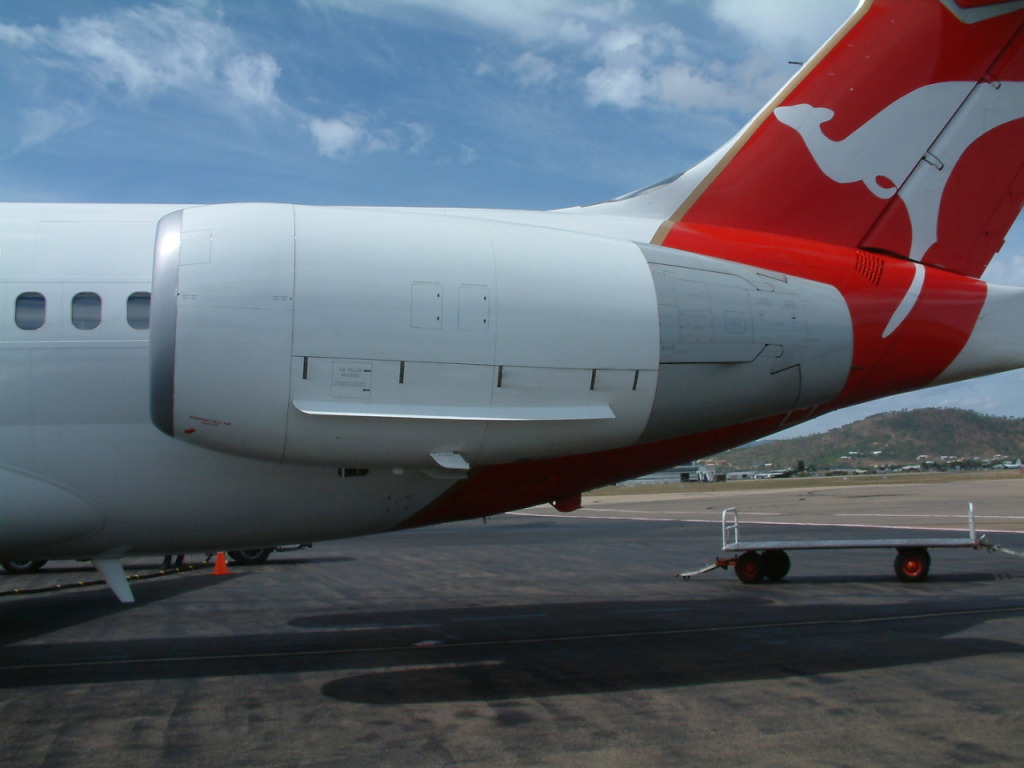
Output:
[{"xmin": 2, "ymin": 477, "xmax": 1023, "ymax": 767}]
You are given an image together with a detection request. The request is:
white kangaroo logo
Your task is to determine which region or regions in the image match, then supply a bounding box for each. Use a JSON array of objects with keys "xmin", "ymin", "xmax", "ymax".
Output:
[
  {"xmin": 776, "ymin": 80, "xmax": 1024, "ymax": 336},
  {"xmin": 774, "ymin": 82, "xmax": 972, "ymax": 201}
]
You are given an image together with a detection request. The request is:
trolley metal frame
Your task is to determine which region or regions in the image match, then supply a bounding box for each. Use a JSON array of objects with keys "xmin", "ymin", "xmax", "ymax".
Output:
[{"xmin": 680, "ymin": 503, "xmax": 990, "ymax": 583}]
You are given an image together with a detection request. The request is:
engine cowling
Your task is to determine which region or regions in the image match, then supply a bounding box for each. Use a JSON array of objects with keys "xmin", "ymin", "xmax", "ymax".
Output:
[
  {"xmin": 637, "ymin": 244, "xmax": 854, "ymax": 442},
  {"xmin": 151, "ymin": 204, "xmax": 662, "ymax": 469}
]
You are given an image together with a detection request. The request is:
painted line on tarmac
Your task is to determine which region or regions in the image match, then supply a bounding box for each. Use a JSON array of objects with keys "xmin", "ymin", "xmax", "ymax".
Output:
[
  {"xmin": 452, "ymin": 613, "xmax": 548, "ymax": 623},
  {"xmin": 336, "ymin": 624, "xmax": 443, "ymax": 632}
]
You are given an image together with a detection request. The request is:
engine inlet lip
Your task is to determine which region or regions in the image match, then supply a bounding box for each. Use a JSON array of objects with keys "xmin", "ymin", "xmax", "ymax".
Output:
[{"xmin": 150, "ymin": 209, "xmax": 183, "ymax": 437}]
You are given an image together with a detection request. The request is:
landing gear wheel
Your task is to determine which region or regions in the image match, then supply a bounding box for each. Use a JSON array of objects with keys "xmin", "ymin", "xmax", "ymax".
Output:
[
  {"xmin": 894, "ymin": 548, "xmax": 931, "ymax": 582},
  {"xmin": 227, "ymin": 549, "xmax": 273, "ymax": 565},
  {"xmin": 1, "ymin": 560, "xmax": 48, "ymax": 574},
  {"xmin": 735, "ymin": 551, "xmax": 764, "ymax": 584},
  {"xmin": 761, "ymin": 549, "xmax": 791, "ymax": 582}
]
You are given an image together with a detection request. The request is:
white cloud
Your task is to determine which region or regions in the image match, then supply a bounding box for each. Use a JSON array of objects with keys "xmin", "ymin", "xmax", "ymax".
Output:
[
  {"xmin": 401, "ymin": 122, "xmax": 433, "ymax": 154},
  {"xmin": 299, "ymin": 0, "xmax": 853, "ymax": 118},
  {"xmin": 1, "ymin": 4, "xmax": 286, "ymax": 146},
  {"xmin": 225, "ymin": 53, "xmax": 282, "ymax": 108},
  {"xmin": 0, "ymin": 22, "xmax": 39, "ymax": 47},
  {"xmin": 298, "ymin": 0, "xmax": 622, "ymax": 43},
  {"xmin": 656, "ymin": 57, "xmax": 780, "ymax": 114},
  {"xmin": 3, "ymin": 4, "xmax": 440, "ymax": 160},
  {"xmin": 657, "ymin": 64, "xmax": 735, "ymax": 111},
  {"xmin": 551, "ymin": 17, "xmax": 592, "ymax": 46},
  {"xmin": 18, "ymin": 102, "xmax": 91, "ymax": 149},
  {"xmin": 310, "ymin": 116, "xmax": 365, "ymax": 157},
  {"xmin": 575, "ymin": 17, "xmax": 792, "ymax": 115},
  {"xmin": 594, "ymin": 27, "xmax": 646, "ymax": 58},
  {"xmin": 511, "ymin": 52, "xmax": 557, "ymax": 87},
  {"xmin": 310, "ymin": 114, "xmax": 406, "ymax": 158},
  {"xmin": 579, "ymin": 21, "xmax": 771, "ymax": 115},
  {"xmin": 55, "ymin": 7, "xmax": 225, "ymax": 98},
  {"xmin": 584, "ymin": 65, "xmax": 651, "ymax": 109},
  {"xmin": 709, "ymin": 0, "xmax": 856, "ymax": 54},
  {"xmin": 582, "ymin": 25, "xmax": 674, "ymax": 109}
]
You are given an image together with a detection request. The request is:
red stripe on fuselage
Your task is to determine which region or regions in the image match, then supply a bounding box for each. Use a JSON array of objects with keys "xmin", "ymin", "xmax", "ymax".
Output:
[{"xmin": 395, "ymin": 414, "xmax": 790, "ymax": 529}]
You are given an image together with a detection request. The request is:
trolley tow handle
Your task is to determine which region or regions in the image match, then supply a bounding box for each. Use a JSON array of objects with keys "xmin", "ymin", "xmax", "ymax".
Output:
[
  {"xmin": 677, "ymin": 557, "xmax": 736, "ymax": 580},
  {"xmin": 967, "ymin": 501, "xmax": 1024, "ymax": 560},
  {"xmin": 977, "ymin": 539, "xmax": 1024, "ymax": 560},
  {"xmin": 722, "ymin": 507, "xmax": 739, "ymax": 550}
]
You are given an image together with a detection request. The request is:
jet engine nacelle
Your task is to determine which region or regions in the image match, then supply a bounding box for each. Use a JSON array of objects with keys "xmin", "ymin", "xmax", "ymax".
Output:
[
  {"xmin": 150, "ymin": 204, "xmax": 853, "ymax": 470},
  {"xmin": 151, "ymin": 204, "xmax": 665, "ymax": 470}
]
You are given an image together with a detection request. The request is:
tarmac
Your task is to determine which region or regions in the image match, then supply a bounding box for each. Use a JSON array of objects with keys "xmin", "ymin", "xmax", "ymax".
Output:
[{"xmin": 2, "ymin": 475, "xmax": 1024, "ymax": 767}]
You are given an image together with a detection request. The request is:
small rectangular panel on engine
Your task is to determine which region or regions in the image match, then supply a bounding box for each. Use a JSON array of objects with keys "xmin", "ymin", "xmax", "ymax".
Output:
[{"xmin": 331, "ymin": 360, "xmax": 372, "ymax": 399}]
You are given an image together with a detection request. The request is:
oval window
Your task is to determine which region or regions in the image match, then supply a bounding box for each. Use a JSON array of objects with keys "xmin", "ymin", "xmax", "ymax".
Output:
[
  {"xmin": 71, "ymin": 292, "xmax": 102, "ymax": 330},
  {"xmin": 127, "ymin": 292, "xmax": 151, "ymax": 330},
  {"xmin": 15, "ymin": 292, "xmax": 46, "ymax": 331}
]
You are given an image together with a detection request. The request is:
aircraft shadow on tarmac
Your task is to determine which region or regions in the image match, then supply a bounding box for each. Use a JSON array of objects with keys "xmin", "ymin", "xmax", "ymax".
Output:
[
  {"xmin": 0, "ymin": 570, "xmax": 242, "ymax": 644},
  {"xmin": 314, "ymin": 598, "xmax": 1024, "ymax": 704},
  {"xmin": 1, "ymin": 595, "xmax": 1020, "ymax": 700},
  {"xmin": 0, "ymin": 555, "xmax": 356, "ymax": 643}
]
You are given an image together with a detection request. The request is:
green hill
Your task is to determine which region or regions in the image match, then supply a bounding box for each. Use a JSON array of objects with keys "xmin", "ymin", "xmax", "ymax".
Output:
[{"xmin": 708, "ymin": 408, "xmax": 1024, "ymax": 473}]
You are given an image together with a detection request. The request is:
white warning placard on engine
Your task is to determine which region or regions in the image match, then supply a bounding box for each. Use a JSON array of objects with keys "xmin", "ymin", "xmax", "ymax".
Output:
[{"xmin": 331, "ymin": 360, "xmax": 373, "ymax": 398}]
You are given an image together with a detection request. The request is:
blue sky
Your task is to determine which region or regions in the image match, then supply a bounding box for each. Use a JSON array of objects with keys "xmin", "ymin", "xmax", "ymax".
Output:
[{"xmin": 3, "ymin": 0, "xmax": 1023, "ymax": 437}]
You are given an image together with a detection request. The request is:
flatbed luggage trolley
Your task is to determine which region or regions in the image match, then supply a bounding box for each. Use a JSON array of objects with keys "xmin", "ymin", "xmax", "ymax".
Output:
[{"xmin": 680, "ymin": 504, "xmax": 986, "ymax": 584}]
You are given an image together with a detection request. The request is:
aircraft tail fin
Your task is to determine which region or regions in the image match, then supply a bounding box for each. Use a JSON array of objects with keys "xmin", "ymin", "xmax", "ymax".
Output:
[{"xmin": 627, "ymin": 0, "xmax": 1024, "ymax": 279}]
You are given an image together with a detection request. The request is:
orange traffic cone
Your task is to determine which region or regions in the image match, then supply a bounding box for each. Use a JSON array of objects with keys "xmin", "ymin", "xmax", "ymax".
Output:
[{"xmin": 213, "ymin": 551, "xmax": 232, "ymax": 575}]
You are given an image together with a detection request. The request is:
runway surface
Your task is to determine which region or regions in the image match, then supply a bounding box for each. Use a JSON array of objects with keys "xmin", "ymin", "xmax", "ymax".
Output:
[{"xmin": 2, "ymin": 477, "xmax": 1024, "ymax": 767}]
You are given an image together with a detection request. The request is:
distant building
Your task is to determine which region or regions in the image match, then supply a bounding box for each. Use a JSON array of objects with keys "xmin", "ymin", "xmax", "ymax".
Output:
[
  {"xmin": 726, "ymin": 468, "xmax": 795, "ymax": 481},
  {"xmin": 694, "ymin": 464, "xmax": 724, "ymax": 482},
  {"xmin": 726, "ymin": 471, "xmax": 759, "ymax": 481},
  {"xmin": 619, "ymin": 463, "xmax": 725, "ymax": 485}
]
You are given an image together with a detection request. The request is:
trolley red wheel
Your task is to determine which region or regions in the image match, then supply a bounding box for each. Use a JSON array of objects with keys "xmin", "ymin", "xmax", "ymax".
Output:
[
  {"xmin": 894, "ymin": 548, "xmax": 931, "ymax": 582},
  {"xmin": 735, "ymin": 551, "xmax": 764, "ymax": 584}
]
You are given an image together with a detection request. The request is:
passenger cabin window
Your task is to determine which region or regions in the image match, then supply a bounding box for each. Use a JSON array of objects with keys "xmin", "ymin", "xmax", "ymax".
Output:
[
  {"xmin": 15, "ymin": 292, "xmax": 46, "ymax": 330},
  {"xmin": 71, "ymin": 292, "xmax": 102, "ymax": 330},
  {"xmin": 127, "ymin": 292, "xmax": 151, "ymax": 330}
]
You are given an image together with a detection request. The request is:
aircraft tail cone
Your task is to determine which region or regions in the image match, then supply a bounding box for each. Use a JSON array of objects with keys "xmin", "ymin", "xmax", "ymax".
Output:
[{"xmin": 213, "ymin": 552, "xmax": 232, "ymax": 576}]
